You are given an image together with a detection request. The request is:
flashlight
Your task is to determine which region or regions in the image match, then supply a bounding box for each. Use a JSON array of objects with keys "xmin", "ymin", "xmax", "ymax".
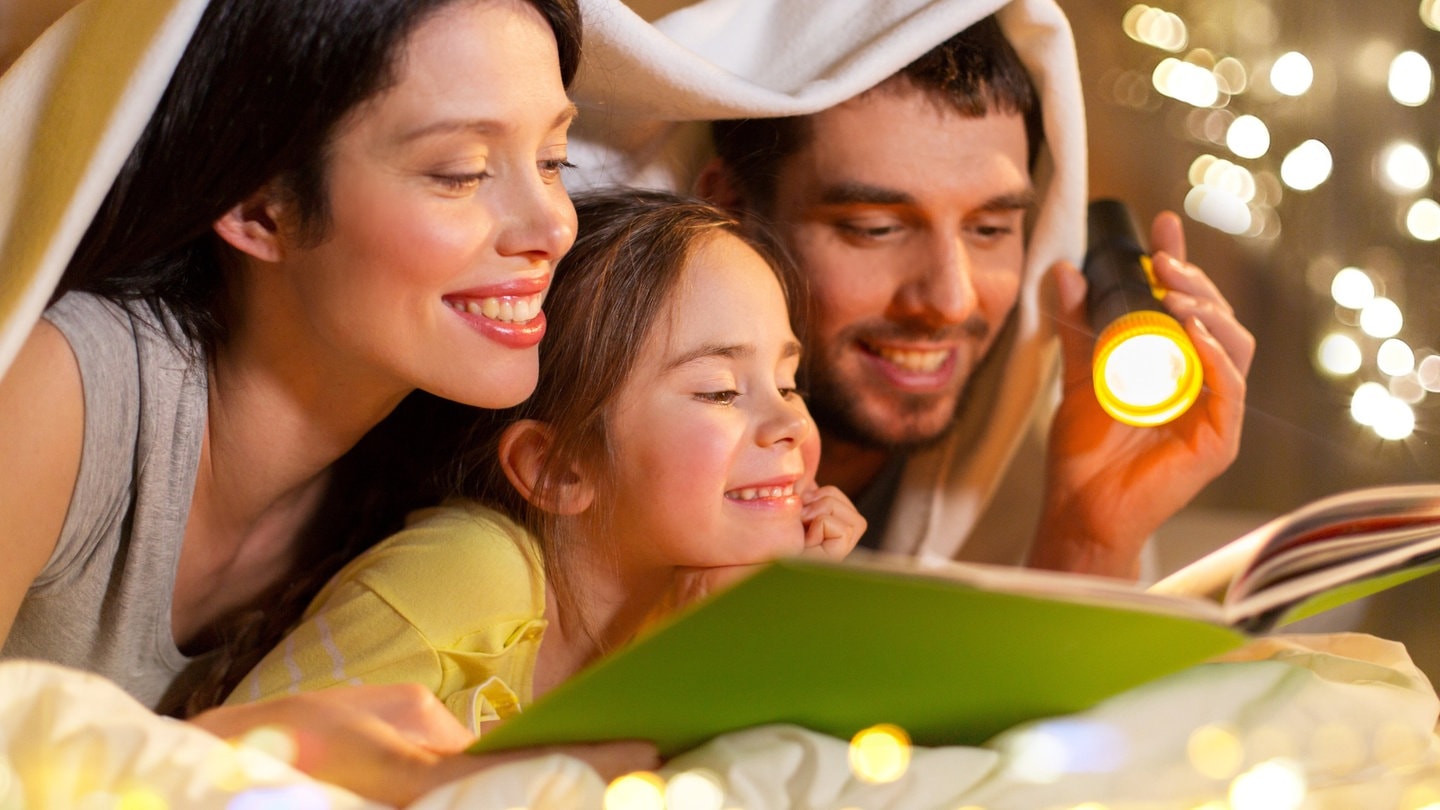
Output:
[{"xmin": 1082, "ymin": 199, "xmax": 1202, "ymax": 427}]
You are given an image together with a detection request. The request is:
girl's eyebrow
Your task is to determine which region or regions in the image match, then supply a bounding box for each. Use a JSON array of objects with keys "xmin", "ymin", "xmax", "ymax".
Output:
[{"xmin": 665, "ymin": 339, "xmax": 803, "ymax": 371}]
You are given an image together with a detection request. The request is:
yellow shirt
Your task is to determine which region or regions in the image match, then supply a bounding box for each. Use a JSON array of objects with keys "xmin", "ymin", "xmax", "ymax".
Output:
[{"xmin": 224, "ymin": 501, "xmax": 547, "ymax": 733}]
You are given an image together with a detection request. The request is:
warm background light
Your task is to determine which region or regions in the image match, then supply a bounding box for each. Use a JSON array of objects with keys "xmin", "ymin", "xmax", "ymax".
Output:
[{"xmin": 1269, "ymin": 51, "xmax": 1314, "ymax": 96}]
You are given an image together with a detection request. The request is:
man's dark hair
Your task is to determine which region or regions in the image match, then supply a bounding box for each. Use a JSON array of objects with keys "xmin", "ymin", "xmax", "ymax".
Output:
[{"xmin": 710, "ymin": 14, "xmax": 1043, "ymax": 213}]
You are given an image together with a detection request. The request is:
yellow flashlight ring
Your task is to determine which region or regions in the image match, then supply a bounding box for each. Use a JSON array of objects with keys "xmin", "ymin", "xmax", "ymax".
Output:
[{"xmin": 1091, "ymin": 309, "xmax": 1202, "ymax": 427}]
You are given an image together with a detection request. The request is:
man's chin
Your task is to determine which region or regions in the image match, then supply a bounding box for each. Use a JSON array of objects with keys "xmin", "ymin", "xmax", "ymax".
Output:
[{"xmin": 812, "ymin": 396, "xmax": 960, "ymax": 453}]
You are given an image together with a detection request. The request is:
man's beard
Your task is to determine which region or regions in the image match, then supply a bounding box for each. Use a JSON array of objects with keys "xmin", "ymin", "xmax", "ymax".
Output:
[{"xmin": 801, "ymin": 353, "xmax": 966, "ymax": 454}]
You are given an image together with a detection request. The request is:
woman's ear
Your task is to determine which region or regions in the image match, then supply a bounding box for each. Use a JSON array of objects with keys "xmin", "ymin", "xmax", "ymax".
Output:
[
  {"xmin": 212, "ymin": 184, "xmax": 289, "ymax": 262},
  {"xmin": 498, "ymin": 419, "xmax": 596, "ymax": 516}
]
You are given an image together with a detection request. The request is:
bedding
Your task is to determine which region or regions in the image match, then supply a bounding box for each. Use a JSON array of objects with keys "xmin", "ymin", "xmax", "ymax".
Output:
[{"xmin": 3, "ymin": 634, "xmax": 1438, "ymax": 808}]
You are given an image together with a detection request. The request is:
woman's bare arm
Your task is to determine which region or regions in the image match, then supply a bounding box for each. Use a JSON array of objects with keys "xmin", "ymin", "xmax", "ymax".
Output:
[{"xmin": 0, "ymin": 319, "xmax": 84, "ymax": 644}]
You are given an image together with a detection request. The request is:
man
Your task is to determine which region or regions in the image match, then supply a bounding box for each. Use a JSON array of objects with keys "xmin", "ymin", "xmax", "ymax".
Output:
[{"xmin": 692, "ymin": 15, "xmax": 1254, "ymax": 579}]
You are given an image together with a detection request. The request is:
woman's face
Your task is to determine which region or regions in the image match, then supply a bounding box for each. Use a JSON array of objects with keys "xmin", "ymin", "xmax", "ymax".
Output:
[
  {"xmin": 263, "ymin": 0, "xmax": 576, "ymax": 410},
  {"xmin": 602, "ymin": 233, "xmax": 820, "ymax": 573}
]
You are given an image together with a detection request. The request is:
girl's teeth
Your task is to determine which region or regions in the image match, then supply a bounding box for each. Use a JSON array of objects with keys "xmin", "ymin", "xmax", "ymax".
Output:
[{"xmin": 726, "ymin": 485, "xmax": 796, "ymax": 501}]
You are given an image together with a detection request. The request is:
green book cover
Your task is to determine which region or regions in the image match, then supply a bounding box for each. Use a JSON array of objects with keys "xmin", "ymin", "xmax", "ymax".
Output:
[{"xmin": 468, "ymin": 557, "xmax": 1247, "ymax": 758}]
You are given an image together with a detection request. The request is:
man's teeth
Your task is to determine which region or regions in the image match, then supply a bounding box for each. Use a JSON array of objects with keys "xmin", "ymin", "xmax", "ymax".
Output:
[
  {"xmin": 874, "ymin": 345, "xmax": 948, "ymax": 373},
  {"xmin": 726, "ymin": 484, "xmax": 796, "ymax": 501},
  {"xmin": 445, "ymin": 292, "xmax": 545, "ymax": 323}
]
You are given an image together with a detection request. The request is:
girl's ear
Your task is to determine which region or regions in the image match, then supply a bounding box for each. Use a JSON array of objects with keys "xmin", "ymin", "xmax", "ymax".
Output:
[
  {"xmin": 212, "ymin": 184, "xmax": 289, "ymax": 262},
  {"xmin": 498, "ymin": 419, "xmax": 596, "ymax": 516}
]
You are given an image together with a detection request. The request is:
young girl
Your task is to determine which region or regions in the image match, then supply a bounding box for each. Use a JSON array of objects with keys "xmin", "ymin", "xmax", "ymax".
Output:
[{"xmin": 226, "ymin": 189, "xmax": 867, "ymax": 733}]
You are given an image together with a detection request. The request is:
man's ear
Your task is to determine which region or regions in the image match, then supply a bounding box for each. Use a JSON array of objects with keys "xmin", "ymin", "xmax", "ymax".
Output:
[
  {"xmin": 499, "ymin": 419, "xmax": 596, "ymax": 516},
  {"xmin": 694, "ymin": 156, "xmax": 745, "ymax": 211},
  {"xmin": 211, "ymin": 184, "xmax": 289, "ymax": 262}
]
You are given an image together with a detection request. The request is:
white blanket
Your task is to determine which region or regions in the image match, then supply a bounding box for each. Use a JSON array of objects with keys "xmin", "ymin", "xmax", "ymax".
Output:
[{"xmin": 4, "ymin": 635, "xmax": 1438, "ymax": 808}]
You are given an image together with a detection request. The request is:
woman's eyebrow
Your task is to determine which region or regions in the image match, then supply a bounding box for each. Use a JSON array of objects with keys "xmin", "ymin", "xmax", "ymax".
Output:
[{"xmin": 397, "ymin": 103, "xmax": 579, "ymax": 143}]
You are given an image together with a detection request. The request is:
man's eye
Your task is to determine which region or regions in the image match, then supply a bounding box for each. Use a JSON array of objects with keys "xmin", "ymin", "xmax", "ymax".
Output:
[
  {"xmin": 695, "ymin": 390, "xmax": 739, "ymax": 405},
  {"xmin": 836, "ymin": 221, "xmax": 903, "ymax": 240}
]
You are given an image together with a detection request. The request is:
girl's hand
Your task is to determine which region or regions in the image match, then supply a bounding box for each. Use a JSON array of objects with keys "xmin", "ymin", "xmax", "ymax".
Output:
[{"xmin": 800, "ymin": 484, "xmax": 866, "ymax": 560}]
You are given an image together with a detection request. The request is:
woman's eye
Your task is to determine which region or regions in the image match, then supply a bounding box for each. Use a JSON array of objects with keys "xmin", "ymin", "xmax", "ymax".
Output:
[
  {"xmin": 778, "ymin": 386, "xmax": 803, "ymax": 400},
  {"xmin": 539, "ymin": 159, "xmax": 577, "ymax": 182},
  {"xmin": 696, "ymin": 390, "xmax": 739, "ymax": 405},
  {"xmin": 431, "ymin": 172, "xmax": 489, "ymax": 192}
]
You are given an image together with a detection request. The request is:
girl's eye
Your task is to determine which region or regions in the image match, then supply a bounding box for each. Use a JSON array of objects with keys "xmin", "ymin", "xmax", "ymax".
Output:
[
  {"xmin": 778, "ymin": 386, "xmax": 802, "ymax": 400},
  {"xmin": 539, "ymin": 159, "xmax": 577, "ymax": 182},
  {"xmin": 431, "ymin": 172, "xmax": 489, "ymax": 192},
  {"xmin": 695, "ymin": 390, "xmax": 739, "ymax": 405}
]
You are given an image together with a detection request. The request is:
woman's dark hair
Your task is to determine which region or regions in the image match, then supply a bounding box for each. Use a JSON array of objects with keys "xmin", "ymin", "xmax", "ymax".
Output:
[
  {"xmin": 173, "ymin": 0, "xmax": 583, "ymax": 714},
  {"xmin": 450, "ymin": 188, "xmax": 804, "ymax": 647},
  {"xmin": 710, "ymin": 14, "xmax": 1041, "ymax": 214},
  {"xmin": 60, "ymin": 0, "xmax": 582, "ymax": 356}
]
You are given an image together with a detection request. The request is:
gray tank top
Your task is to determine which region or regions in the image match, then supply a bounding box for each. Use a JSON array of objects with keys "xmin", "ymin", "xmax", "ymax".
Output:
[{"xmin": 2, "ymin": 293, "xmax": 212, "ymax": 715}]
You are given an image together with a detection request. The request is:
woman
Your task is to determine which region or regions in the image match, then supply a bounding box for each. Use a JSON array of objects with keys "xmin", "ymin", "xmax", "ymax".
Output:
[{"xmin": 0, "ymin": 0, "xmax": 654, "ymax": 801}]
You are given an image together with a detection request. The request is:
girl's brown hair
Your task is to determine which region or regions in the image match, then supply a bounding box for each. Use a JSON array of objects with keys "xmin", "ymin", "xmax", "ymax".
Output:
[{"xmin": 452, "ymin": 187, "xmax": 804, "ymax": 644}]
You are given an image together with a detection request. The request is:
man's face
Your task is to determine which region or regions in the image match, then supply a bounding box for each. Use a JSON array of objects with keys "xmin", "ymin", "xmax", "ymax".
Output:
[{"xmin": 765, "ymin": 84, "xmax": 1033, "ymax": 451}]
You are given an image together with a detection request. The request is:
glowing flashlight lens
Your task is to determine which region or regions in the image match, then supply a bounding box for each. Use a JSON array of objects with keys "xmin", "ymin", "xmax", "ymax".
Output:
[
  {"xmin": 1105, "ymin": 334, "xmax": 1187, "ymax": 407},
  {"xmin": 1092, "ymin": 311, "xmax": 1201, "ymax": 427}
]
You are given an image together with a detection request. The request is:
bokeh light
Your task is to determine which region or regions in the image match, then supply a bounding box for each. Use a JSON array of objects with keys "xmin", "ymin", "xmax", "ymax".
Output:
[
  {"xmin": 1124, "ymin": 5, "xmax": 1188, "ymax": 51},
  {"xmin": 1360, "ymin": 297, "xmax": 1403, "ymax": 338},
  {"xmin": 1378, "ymin": 338, "xmax": 1416, "ymax": 377},
  {"xmin": 1389, "ymin": 50, "xmax": 1434, "ymax": 106},
  {"xmin": 604, "ymin": 772, "xmax": 666, "ymax": 810},
  {"xmin": 1281, "ymin": 140, "xmax": 1333, "ymax": 191},
  {"xmin": 1229, "ymin": 758, "xmax": 1307, "ymax": 810},
  {"xmin": 1418, "ymin": 354, "xmax": 1440, "ymax": 391},
  {"xmin": 664, "ymin": 769, "xmax": 725, "ymax": 810},
  {"xmin": 1379, "ymin": 141, "xmax": 1432, "ymax": 192},
  {"xmin": 1352, "ymin": 382, "xmax": 1392, "ymax": 426},
  {"xmin": 1317, "ymin": 333, "xmax": 1363, "ymax": 376},
  {"xmin": 1405, "ymin": 198, "xmax": 1440, "ymax": 240},
  {"xmin": 1154, "ymin": 58, "xmax": 1220, "ymax": 106},
  {"xmin": 1331, "ymin": 266, "xmax": 1376, "ymax": 309},
  {"xmin": 1187, "ymin": 724, "xmax": 1244, "ymax": 779},
  {"xmin": 1270, "ymin": 51, "xmax": 1314, "ymax": 96},
  {"xmin": 849, "ymin": 724, "xmax": 912, "ymax": 784},
  {"xmin": 1226, "ymin": 115, "xmax": 1270, "ymax": 159}
]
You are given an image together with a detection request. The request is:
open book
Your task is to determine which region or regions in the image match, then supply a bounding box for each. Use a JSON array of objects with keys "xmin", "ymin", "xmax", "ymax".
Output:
[{"xmin": 469, "ymin": 484, "xmax": 1440, "ymax": 758}]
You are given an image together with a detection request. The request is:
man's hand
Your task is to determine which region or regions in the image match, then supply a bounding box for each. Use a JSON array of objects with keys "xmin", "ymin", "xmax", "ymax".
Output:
[{"xmin": 1031, "ymin": 210, "xmax": 1254, "ymax": 578}]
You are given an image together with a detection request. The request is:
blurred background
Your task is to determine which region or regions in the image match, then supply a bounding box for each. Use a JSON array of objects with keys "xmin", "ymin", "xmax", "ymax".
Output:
[{"xmin": 3, "ymin": 0, "xmax": 1437, "ymax": 672}]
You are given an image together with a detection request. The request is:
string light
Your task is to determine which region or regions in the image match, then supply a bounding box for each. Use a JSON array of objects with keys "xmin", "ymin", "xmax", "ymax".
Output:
[
  {"xmin": 1388, "ymin": 50, "xmax": 1434, "ymax": 106},
  {"xmin": 1269, "ymin": 51, "xmax": 1314, "ymax": 96}
]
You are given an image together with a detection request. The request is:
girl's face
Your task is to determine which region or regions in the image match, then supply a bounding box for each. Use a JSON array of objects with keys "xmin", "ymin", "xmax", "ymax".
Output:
[
  {"xmin": 267, "ymin": 0, "xmax": 576, "ymax": 409},
  {"xmin": 602, "ymin": 233, "xmax": 819, "ymax": 572}
]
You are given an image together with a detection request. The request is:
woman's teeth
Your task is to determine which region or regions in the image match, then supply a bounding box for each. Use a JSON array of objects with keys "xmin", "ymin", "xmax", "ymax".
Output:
[
  {"xmin": 726, "ymin": 484, "xmax": 796, "ymax": 501},
  {"xmin": 445, "ymin": 292, "xmax": 545, "ymax": 323}
]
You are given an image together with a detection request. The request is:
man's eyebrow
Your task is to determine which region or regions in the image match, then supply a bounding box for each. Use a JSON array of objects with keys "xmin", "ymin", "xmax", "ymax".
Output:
[
  {"xmin": 397, "ymin": 103, "xmax": 579, "ymax": 143},
  {"xmin": 817, "ymin": 182, "xmax": 1038, "ymax": 214},
  {"xmin": 665, "ymin": 339, "xmax": 803, "ymax": 371},
  {"xmin": 819, "ymin": 182, "xmax": 915, "ymax": 207}
]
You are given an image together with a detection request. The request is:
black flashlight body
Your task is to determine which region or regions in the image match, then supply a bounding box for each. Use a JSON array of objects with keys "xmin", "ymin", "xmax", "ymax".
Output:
[{"xmin": 1083, "ymin": 198, "xmax": 1164, "ymax": 328}]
